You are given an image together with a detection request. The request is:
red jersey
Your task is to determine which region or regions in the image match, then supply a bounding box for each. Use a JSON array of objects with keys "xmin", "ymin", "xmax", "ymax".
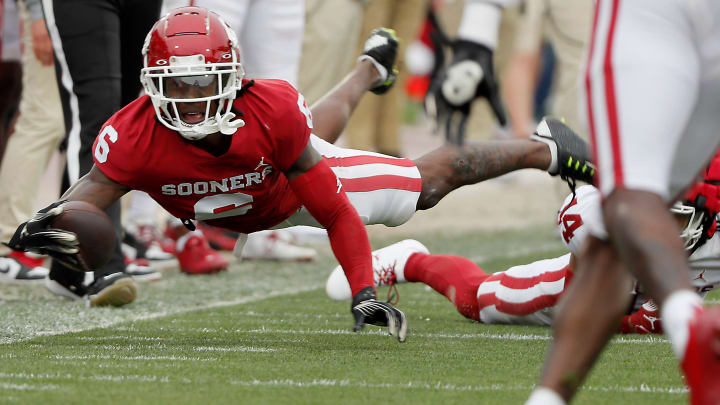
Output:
[{"xmin": 92, "ymin": 79, "xmax": 312, "ymax": 233}]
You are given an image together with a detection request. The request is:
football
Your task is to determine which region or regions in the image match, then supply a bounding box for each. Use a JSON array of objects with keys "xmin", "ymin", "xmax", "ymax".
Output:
[{"xmin": 50, "ymin": 200, "xmax": 117, "ymax": 271}]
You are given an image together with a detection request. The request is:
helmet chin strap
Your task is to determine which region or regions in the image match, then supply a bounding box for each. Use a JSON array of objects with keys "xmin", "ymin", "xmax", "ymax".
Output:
[{"xmin": 176, "ymin": 111, "xmax": 246, "ymax": 140}]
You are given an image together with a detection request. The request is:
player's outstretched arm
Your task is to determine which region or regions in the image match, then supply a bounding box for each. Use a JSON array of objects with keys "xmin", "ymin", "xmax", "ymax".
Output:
[
  {"xmin": 61, "ymin": 165, "xmax": 131, "ymax": 210},
  {"xmin": 4, "ymin": 165, "xmax": 129, "ymax": 269},
  {"xmin": 310, "ymin": 28, "xmax": 399, "ymax": 144},
  {"xmin": 285, "ymin": 142, "xmax": 408, "ymax": 342}
]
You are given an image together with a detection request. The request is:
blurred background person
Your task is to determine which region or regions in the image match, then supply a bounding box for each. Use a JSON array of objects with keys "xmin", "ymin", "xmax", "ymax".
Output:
[
  {"xmin": 0, "ymin": 0, "xmax": 22, "ymax": 163},
  {"xmin": 0, "ymin": 0, "xmax": 62, "ymax": 282},
  {"xmin": 344, "ymin": 0, "xmax": 425, "ymax": 157},
  {"xmin": 42, "ymin": 0, "xmax": 162, "ymax": 306},
  {"xmin": 503, "ymin": 0, "xmax": 593, "ymax": 139}
]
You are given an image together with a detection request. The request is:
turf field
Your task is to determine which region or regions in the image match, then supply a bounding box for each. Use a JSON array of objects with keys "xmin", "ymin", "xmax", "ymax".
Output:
[{"xmin": 0, "ymin": 226, "xmax": 706, "ymax": 404}]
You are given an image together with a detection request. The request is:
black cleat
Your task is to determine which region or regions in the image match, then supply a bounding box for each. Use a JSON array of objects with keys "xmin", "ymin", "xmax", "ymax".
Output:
[
  {"xmin": 361, "ymin": 28, "xmax": 400, "ymax": 95},
  {"xmin": 47, "ymin": 272, "xmax": 137, "ymax": 307},
  {"xmin": 86, "ymin": 272, "xmax": 137, "ymax": 307},
  {"xmin": 532, "ymin": 117, "xmax": 596, "ymax": 188}
]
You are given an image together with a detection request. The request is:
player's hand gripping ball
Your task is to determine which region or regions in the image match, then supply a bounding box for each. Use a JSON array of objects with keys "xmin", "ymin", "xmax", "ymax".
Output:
[{"xmin": 5, "ymin": 200, "xmax": 116, "ymax": 271}]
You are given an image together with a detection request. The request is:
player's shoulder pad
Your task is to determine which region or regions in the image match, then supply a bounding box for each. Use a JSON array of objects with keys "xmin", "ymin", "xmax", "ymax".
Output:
[{"xmin": 557, "ymin": 185, "xmax": 607, "ymax": 255}]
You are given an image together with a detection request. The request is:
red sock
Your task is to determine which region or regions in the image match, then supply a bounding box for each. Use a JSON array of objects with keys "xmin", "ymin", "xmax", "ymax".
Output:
[{"xmin": 405, "ymin": 253, "xmax": 491, "ymax": 321}]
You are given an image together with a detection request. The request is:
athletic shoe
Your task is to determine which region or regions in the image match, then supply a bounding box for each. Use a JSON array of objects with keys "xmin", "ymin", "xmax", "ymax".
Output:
[
  {"xmin": 241, "ymin": 230, "xmax": 317, "ymax": 261},
  {"xmin": 45, "ymin": 276, "xmax": 86, "ymax": 301},
  {"xmin": 86, "ymin": 273, "xmax": 137, "ymax": 307},
  {"xmin": 9, "ymin": 250, "xmax": 45, "ymax": 268},
  {"xmin": 619, "ymin": 300, "xmax": 663, "ymax": 334},
  {"xmin": 177, "ymin": 234, "xmax": 229, "ymax": 275},
  {"xmin": 0, "ymin": 255, "xmax": 48, "ymax": 283},
  {"xmin": 125, "ymin": 262, "xmax": 162, "ymax": 282},
  {"xmin": 326, "ymin": 239, "xmax": 429, "ymax": 301},
  {"xmin": 125, "ymin": 225, "xmax": 175, "ymax": 259},
  {"xmin": 45, "ymin": 272, "xmax": 137, "ymax": 307},
  {"xmin": 196, "ymin": 223, "xmax": 238, "ymax": 251},
  {"xmin": 140, "ymin": 224, "xmax": 176, "ymax": 254},
  {"xmin": 361, "ymin": 28, "xmax": 399, "ymax": 95},
  {"xmin": 682, "ymin": 306, "xmax": 720, "ymax": 405},
  {"xmin": 531, "ymin": 117, "xmax": 596, "ymax": 185}
]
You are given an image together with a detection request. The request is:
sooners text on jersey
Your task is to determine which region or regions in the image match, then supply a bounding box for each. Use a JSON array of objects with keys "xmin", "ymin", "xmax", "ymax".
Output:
[{"xmin": 93, "ymin": 79, "xmax": 312, "ymax": 233}]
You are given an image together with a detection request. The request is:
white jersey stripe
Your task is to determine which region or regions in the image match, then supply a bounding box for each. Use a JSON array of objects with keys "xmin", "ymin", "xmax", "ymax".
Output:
[
  {"xmin": 493, "ymin": 279, "xmax": 566, "ymax": 305},
  {"xmin": 331, "ymin": 164, "xmax": 420, "ymax": 180}
]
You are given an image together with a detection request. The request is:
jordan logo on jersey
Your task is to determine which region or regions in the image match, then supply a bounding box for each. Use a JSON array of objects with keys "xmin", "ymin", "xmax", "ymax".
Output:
[
  {"xmin": 255, "ymin": 157, "xmax": 273, "ymax": 180},
  {"xmin": 255, "ymin": 156, "xmax": 269, "ymax": 171}
]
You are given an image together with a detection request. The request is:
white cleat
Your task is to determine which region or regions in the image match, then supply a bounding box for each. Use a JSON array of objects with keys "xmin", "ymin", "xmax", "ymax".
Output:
[
  {"xmin": 241, "ymin": 230, "xmax": 317, "ymax": 261},
  {"xmin": 326, "ymin": 239, "xmax": 429, "ymax": 301},
  {"xmin": 0, "ymin": 256, "xmax": 49, "ymax": 284}
]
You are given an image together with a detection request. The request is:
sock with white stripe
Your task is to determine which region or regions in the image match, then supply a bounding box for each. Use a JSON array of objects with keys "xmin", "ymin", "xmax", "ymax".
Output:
[
  {"xmin": 524, "ymin": 387, "xmax": 566, "ymax": 405},
  {"xmin": 660, "ymin": 289, "xmax": 703, "ymax": 359}
]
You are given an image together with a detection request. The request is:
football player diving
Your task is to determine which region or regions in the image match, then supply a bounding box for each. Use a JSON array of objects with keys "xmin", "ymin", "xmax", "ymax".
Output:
[{"xmin": 5, "ymin": 7, "xmax": 591, "ymax": 341}]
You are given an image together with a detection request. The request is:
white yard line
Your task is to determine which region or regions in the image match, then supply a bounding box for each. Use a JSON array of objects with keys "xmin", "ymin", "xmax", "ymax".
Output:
[
  {"xmin": 229, "ymin": 378, "xmax": 686, "ymax": 395},
  {"xmin": 0, "ymin": 286, "xmax": 319, "ymax": 345},
  {"xmin": 240, "ymin": 327, "xmax": 669, "ymax": 344}
]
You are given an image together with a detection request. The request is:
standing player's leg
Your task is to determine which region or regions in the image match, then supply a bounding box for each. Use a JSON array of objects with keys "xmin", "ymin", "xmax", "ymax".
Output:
[
  {"xmin": 238, "ymin": 0, "xmax": 304, "ymax": 86},
  {"xmin": 44, "ymin": 0, "xmax": 132, "ymax": 304},
  {"xmin": 526, "ymin": 0, "xmax": 720, "ymax": 403},
  {"xmin": 534, "ymin": 237, "xmax": 633, "ymax": 401}
]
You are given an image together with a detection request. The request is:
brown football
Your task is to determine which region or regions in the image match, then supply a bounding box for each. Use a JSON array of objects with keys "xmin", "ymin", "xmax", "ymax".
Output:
[{"xmin": 50, "ymin": 201, "xmax": 117, "ymax": 271}]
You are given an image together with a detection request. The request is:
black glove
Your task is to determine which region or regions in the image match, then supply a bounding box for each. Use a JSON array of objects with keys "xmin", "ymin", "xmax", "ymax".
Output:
[
  {"xmin": 425, "ymin": 39, "xmax": 506, "ymax": 144},
  {"xmin": 360, "ymin": 27, "xmax": 400, "ymax": 95},
  {"xmin": 4, "ymin": 200, "xmax": 85, "ymax": 271},
  {"xmin": 351, "ymin": 286, "xmax": 408, "ymax": 342}
]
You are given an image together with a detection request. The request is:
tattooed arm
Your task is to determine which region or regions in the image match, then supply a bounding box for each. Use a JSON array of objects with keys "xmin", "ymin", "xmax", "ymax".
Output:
[{"xmin": 413, "ymin": 140, "xmax": 551, "ymax": 210}]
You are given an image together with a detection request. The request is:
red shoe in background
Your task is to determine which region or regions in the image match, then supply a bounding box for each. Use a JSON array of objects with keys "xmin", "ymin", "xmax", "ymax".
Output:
[
  {"xmin": 177, "ymin": 234, "xmax": 229, "ymax": 275},
  {"xmin": 619, "ymin": 300, "xmax": 663, "ymax": 334},
  {"xmin": 196, "ymin": 223, "xmax": 238, "ymax": 252},
  {"xmin": 9, "ymin": 251, "xmax": 45, "ymax": 268},
  {"xmin": 136, "ymin": 224, "xmax": 176, "ymax": 255}
]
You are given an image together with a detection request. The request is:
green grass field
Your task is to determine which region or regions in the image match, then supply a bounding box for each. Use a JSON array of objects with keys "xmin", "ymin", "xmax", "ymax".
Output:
[{"xmin": 0, "ymin": 227, "xmax": 705, "ymax": 404}]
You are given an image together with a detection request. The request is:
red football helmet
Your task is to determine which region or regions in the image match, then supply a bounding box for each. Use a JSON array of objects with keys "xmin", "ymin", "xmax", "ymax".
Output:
[
  {"xmin": 671, "ymin": 151, "xmax": 720, "ymax": 250},
  {"xmin": 141, "ymin": 7, "xmax": 244, "ymax": 140}
]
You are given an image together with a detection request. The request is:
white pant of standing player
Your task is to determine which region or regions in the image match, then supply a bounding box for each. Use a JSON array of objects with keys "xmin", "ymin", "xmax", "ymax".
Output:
[
  {"xmin": 162, "ymin": 0, "xmax": 304, "ymax": 86},
  {"xmin": 583, "ymin": 0, "xmax": 720, "ymax": 204}
]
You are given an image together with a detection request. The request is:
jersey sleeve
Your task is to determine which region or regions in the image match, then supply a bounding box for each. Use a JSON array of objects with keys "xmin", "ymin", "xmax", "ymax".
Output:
[
  {"xmin": 270, "ymin": 83, "xmax": 313, "ymax": 172},
  {"xmin": 92, "ymin": 116, "xmax": 142, "ymax": 188},
  {"xmin": 557, "ymin": 185, "xmax": 607, "ymax": 255}
]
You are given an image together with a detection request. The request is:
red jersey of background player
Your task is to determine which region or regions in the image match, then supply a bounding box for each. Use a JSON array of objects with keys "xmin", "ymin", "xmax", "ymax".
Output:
[{"xmin": 92, "ymin": 79, "xmax": 310, "ymax": 233}]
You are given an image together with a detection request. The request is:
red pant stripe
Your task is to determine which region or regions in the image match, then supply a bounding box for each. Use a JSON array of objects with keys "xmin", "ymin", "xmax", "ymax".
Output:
[
  {"xmin": 323, "ymin": 155, "xmax": 416, "ymax": 168},
  {"xmin": 603, "ymin": 0, "xmax": 624, "ymax": 187},
  {"xmin": 340, "ymin": 175, "xmax": 422, "ymax": 193}
]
